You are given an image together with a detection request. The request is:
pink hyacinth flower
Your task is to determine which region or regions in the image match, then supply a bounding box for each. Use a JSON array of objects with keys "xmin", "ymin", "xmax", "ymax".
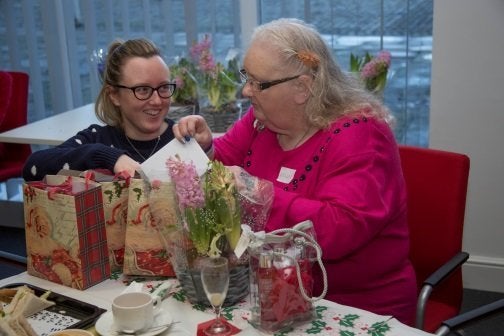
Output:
[
  {"xmin": 198, "ymin": 49, "xmax": 216, "ymax": 73},
  {"xmin": 376, "ymin": 50, "xmax": 391, "ymax": 66},
  {"xmin": 361, "ymin": 50, "xmax": 391, "ymax": 80},
  {"xmin": 166, "ymin": 157, "xmax": 205, "ymax": 209},
  {"xmin": 190, "ymin": 34, "xmax": 212, "ymax": 62},
  {"xmin": 361, "ymin": 61, "xmax": 379, "ymax": 79}
]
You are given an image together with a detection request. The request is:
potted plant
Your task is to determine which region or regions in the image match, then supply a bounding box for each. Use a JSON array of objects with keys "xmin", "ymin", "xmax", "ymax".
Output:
[
  {"xmin": 350, "ymin": 50, "xmax": 391, "ymax": 98},
  {"xmin": 161, "ymin": 156, "xmax": 249, "ymax": 307},
  {"xmin": 170, "ymin": 57, "xmax": 199, "ymax": 107},
  {"xmin": 170, "ymin": 34, "xmax": 242, "ymax": 132}
]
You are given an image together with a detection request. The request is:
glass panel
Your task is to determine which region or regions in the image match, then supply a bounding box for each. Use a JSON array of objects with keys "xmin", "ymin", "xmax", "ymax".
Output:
[
  {"xmin": 0, "ymin": 0, "xmax": 432, "ymax": 146},
  {"xmin": 259, "ymin": 0, "xmax": 433, "ymax": 146}
]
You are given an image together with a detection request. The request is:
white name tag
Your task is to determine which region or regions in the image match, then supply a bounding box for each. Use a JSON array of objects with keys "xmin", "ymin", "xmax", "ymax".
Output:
[{"xmin": 277, "ymin": 167, "xmax": 296, "ymax": 183}]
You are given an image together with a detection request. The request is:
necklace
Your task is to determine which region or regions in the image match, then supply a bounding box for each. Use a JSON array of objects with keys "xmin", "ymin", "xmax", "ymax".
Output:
[{"xmin": 125, "ymin": 135, "xmax": 161, "ymax": 161}]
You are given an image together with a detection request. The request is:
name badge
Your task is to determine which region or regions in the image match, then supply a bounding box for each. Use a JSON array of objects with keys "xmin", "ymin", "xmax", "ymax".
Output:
[{"xmin": 277, "ymin": 167, "xmax": 296, "ymax": 183}]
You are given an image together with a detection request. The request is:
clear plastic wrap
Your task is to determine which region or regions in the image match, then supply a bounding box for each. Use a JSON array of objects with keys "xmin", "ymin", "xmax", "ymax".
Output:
[{"xmin": 226, "ymin": 165, "xmax": 274, "ymax": 232}]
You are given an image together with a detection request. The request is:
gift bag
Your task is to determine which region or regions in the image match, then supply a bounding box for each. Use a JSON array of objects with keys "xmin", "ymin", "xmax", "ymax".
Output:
[
  {"xmin": 58, "ymin": 169, "xmax": 130, "ymax": 273},
  {"xmin": 247, "ymin": 220, "xmax": 327, "ymax": 333},
  {"xmin": 122, "ymin": 178, "xmax": 177, "ymax": 276},
  {"xmin": 23, "ymin": 175, "xmax": 110, "ymax": 290},
  {"xmin": 89, "ymin": 170, "xmax": 130, "ymax": 273}
]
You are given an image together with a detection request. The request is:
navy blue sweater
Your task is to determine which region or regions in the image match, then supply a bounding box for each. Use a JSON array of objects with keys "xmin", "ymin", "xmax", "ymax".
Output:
[{"xmin": 23, "ymin": 119, "xmax": 175, "ymax": 181}]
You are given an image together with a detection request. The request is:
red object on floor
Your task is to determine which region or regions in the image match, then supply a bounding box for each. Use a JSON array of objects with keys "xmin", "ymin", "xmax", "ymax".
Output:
[{"xmin": 197, "ymin": 318, "xmax": 241, "ymax": 336}]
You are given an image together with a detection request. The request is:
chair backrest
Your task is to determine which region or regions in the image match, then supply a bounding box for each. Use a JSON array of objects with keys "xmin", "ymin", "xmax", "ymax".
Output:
[
  {"xmin": 398, "ymin": 145, "xmax": 470, "ymax": 329},
  {"xmin": 0, "ymin": 71, "xmax": 29, "ymax": 132},
  {"xmin": 0, "ymin": 71, "xmax": 31, "ymax": 181}
]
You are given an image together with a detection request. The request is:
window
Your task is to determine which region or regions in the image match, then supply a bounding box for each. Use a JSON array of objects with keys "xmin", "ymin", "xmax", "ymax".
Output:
[
  {"xmin": 259, "ymin": 0, "xmax": 433, "ymax": 146},
  {"xmin": 0, "ymin": 0, "xmax": 432, "ymax": 146}
]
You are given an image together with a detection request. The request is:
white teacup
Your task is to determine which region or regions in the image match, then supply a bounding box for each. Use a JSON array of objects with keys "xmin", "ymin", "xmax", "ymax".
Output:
[{"xmin": 112, "ymin": 292, "xmax": 161, "ymax": 332}]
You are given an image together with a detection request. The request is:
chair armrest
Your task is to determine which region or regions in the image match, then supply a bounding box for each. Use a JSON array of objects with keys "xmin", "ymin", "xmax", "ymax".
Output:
[
  {"xmin": 434, "ymin": 298, "xmax": 504, "ymax": 336},
  {"xmin": 416, "ymin": 251, "xmax": 470, "ymax": 330},
  {"xmin": 424, "ymin": 251, "xmax": 469, "ymax": 287}
]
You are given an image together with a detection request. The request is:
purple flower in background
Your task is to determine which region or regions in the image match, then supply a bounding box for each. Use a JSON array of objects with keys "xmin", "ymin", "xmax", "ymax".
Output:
[
  {"xmin": 190, "ymin": 34, "xmax": 216, "ymax": 74},
  {"xmin": 361, "ymin": 50, "xmax": 391, "ymax": 80},
  {"xmin": 170, "ymin": 34, "xmax": 241, "ymax": 110},
  {"xmin": 350, "ymin": 50, "xmax": 391, "ymax": 95}
]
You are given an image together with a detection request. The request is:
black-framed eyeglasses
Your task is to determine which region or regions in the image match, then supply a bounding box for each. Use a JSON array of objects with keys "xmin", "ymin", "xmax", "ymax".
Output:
[
  {"xmin": 239, "ymin": 69, "xmax": 301, "ymax": 91},
  {"xmin": 111, "ymin": 83, "xmax": 177, "ymax": 100}
]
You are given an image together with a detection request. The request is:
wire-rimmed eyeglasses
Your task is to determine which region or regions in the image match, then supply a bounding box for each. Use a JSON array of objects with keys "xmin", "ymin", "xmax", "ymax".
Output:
[
  {"xmin": 111, "ymin": 83, "xmax": 177, "ymax": 100},
  {"xmin": 239, "ymin": 69, "xmax": 301, "ymax": 91}
]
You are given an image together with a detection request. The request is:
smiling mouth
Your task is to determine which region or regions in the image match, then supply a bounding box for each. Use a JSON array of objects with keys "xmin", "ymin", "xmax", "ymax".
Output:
[{"xmin": 145, "ymin": 110, "xmax": 160, "ymax": 116}]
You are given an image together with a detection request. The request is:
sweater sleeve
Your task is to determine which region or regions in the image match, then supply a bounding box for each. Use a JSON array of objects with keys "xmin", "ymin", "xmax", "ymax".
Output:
[{"xmin": 22, "ymin": 125, "xmax": 127, "ymax": 181}]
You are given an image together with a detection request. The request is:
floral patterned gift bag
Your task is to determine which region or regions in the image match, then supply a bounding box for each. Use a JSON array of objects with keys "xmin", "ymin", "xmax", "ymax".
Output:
[
  {"xmin": 57, "ymin": 169, "xmax": 131, "ymax": 273},
  {"xmin": 23, "ymin": 175, "xmax": 110, "ymax": 290},
  {"xmin": 122, "ymin": 178, "xmax": 176, "ymax": 276}
]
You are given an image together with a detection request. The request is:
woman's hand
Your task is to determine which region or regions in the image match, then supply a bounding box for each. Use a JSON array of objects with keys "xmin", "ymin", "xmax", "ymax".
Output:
[
  {"xmin": 173, "ymin": 115, "xmax": 213, "ymax": 153},
  {"xmin": 114, "ymin": 154, "xmax": 141, "ymax": 178}
]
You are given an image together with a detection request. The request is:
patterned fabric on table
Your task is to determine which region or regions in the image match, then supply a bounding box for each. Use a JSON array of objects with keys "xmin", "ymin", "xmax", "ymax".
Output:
[{"xmin": 114, "ymin": 272, "xmax": 427, "ymax": 336}]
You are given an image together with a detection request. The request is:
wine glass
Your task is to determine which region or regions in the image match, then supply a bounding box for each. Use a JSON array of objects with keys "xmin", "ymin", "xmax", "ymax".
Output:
[{"xmin": 200, "ymin": 256, "xmax": 231, "ymax": 336}]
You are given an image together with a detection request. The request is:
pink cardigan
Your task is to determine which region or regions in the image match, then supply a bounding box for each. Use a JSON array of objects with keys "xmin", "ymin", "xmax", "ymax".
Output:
[{"xmin": 214, "ymin": 108, "xmax": 417, "ymax": 325}]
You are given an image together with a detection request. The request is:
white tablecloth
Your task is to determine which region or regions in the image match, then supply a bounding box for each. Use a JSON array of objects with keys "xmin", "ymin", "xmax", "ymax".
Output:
[{"xmin": 0, "ymin": 272, "xmax": 434, "ymax": 336}]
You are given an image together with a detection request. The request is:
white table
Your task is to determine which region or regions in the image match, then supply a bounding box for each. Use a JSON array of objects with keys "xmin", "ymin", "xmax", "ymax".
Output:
[
  {"xmin": 0, "ymin": 104, "xmax": 189, "ymax": 146},
  {"xmin": 0, "ymin": 104, "xmax": 100, "ymax": 146},
  {"xmin": 0, "ymin": 272, "xmax": 435, "ymax": 336}
]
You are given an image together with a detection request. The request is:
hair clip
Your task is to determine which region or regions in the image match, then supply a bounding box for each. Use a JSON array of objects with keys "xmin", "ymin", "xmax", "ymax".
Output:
[{"xmin": 296, "ymin": 50, "xmax": 320, "ymax": 70}]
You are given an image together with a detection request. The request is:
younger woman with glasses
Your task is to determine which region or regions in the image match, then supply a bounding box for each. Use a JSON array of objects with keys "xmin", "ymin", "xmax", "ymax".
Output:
[
  {"xmin": 174, "ymin": 18, "xmax": 417, "ymax": 325},
  {"xmin": 23, "ymin": 38, "xmax": 178, "ymax": 181}
]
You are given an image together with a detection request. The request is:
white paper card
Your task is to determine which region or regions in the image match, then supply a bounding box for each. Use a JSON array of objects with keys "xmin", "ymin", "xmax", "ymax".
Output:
[{"xmin": 139, "ymin": 138, "xmax": 209, "ymax": 182}]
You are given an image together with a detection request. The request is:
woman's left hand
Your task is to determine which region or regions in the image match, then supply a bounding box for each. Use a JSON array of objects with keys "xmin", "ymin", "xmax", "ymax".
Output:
[{"xmin": 113, "ymin": 154, "xmax": 141, "ymax": 178}]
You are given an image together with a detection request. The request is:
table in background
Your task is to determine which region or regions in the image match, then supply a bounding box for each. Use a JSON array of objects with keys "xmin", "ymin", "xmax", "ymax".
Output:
[
  {"xmin": 0, "ymin": 104, "xmax": 100, "ymax": 146},
  {"xmin": 0, "ymin": 272, "xmax": 435, "ymax": 336},
  {"xmin": 0, "ymin": 103, "xmax": 189, "ymax": 146}
]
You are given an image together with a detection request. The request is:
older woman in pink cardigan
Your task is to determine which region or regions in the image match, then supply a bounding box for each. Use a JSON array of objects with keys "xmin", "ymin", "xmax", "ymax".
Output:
[{"xmin": 174, "ymin": 18, "xmax": 416, "ymax": 325}]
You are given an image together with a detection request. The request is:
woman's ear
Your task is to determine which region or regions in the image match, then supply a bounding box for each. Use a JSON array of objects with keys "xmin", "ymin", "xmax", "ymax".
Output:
[
  {"xmin": 293, "ymin": 74, "xmax": 313, "ymax": 105},
  {"xmin": 108, "ymin": 86, "xmax": 121, "ymax": 107}
]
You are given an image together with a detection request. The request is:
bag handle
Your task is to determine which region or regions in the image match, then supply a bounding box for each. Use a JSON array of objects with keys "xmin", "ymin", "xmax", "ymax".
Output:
[
  {"xmin": 28, "ymin": 176, "xmax": 74, "ymax": 199},
  {"xmin": 269, "ymin": 223, "xmax": 328, "ymax": 303},
  {"xmin": 83, "ymin": 169, "xmax": 131, "ymax": 185}
]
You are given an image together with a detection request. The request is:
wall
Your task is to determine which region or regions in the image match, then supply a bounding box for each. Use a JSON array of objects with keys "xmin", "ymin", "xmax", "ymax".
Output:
[{"xmin": 430, "ymin": 0, "xmax": 504, "ymax": 292}]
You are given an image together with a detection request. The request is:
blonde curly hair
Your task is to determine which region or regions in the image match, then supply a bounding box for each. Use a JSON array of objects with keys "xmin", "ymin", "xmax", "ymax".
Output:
[{"xmin": 251, "ymin": 18, "xmax": 393, "ymax": 129}]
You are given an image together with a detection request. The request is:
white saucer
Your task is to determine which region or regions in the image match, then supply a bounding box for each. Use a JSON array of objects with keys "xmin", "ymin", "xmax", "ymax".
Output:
[{"xmin": 95, "ymin": 309, "xmax": 173, "ymax": 336}]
